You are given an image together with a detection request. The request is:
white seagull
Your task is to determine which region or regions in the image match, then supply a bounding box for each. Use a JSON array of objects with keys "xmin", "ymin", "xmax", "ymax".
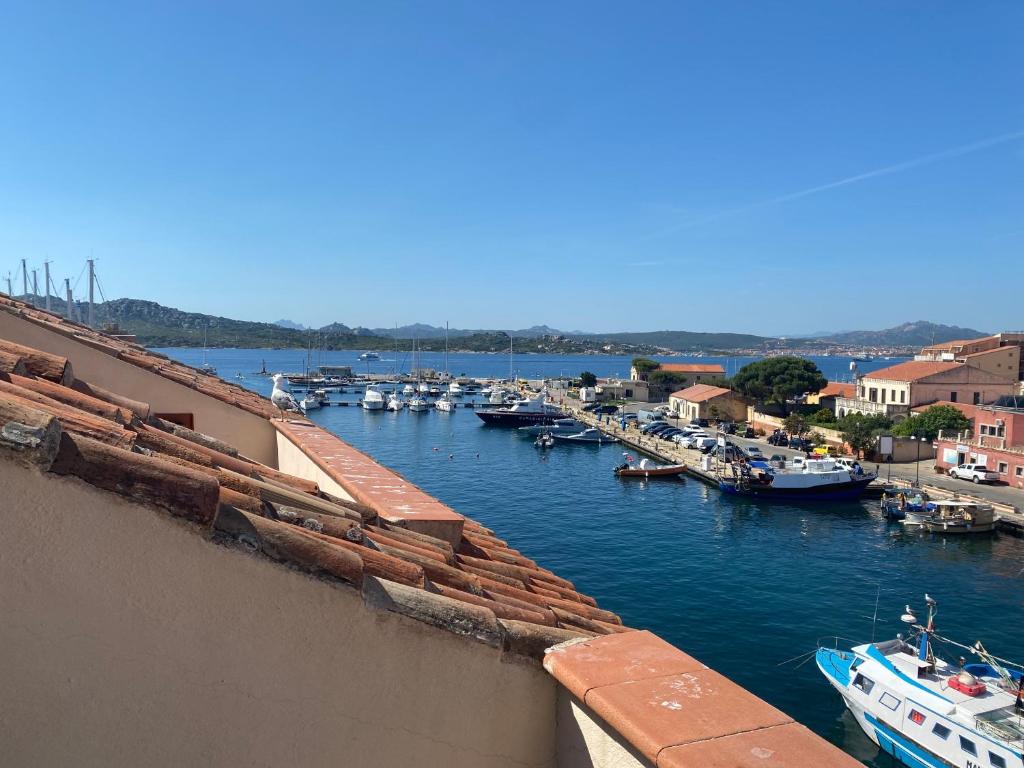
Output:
[{"xmin": 271, "ymin": 374, "xmax": 303, "ymax": 419}]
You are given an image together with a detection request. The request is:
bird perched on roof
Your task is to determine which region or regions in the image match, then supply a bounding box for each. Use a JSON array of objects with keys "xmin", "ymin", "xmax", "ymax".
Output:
[{"xmin": 271, "ymin": 374, "xmax": 303, "ymax": 420}]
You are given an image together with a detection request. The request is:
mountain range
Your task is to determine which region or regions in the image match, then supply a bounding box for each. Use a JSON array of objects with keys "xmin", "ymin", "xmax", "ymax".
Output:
[{"xmin": 7, "ymin": 294, "xmax": 988, "ymax": 353}]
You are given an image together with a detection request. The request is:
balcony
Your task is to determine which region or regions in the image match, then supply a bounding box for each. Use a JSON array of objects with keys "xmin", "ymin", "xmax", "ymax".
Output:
[{"xmin": 835, "ymin": 396, "xmax": 910, "ymax": 418}]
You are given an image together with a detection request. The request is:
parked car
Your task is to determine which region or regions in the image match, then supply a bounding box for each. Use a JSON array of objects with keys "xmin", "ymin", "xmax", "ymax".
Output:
[
  {"xmin": 581, "ymin": 402, "xmax": 601, "ymax": 412},
  {"xmin": 767, "ymin": 431, "xmax": 789, "ymax": 446},
  {"xmin": 690, "ymin": 418, "xmax": 709, "ymax": 428},
  {"xmin": 640, "ymin": 421, "xmax": 666, "ymax": 434},
  {"xmin": 659, "ymin": 428, "xmax": 684, "ymax": 440},
  {"xmin": 744, "ymin": 446, "xmax": 764, "ymax": 459},
  {"xmin": 622, "ymin": 413, "xmax": 638, "ymax": 422},
  {"xmin": 719, "ymin": 422, "xmax": 737, "ymax": 434},
  {"xmin": 948, "ymin": 463, "xmax": 999, "ymax": 484},
  {"xmin": 677, "ymin": 432, "xmax": 709, "ymax": 448},
  {"xmin": 768, "ymin": 454, "xmax": 787, "ymax": 468},
  {"xmin": 788, "ymin": 437, "xmax": 813, "ymax": 451},
  {"xmin": 593, "ymin": 404, "xmax": 620, "ymax": 415},
  {"xmin": 742, "ymin": 426, "xmax": 756, "ymax": 438},
  {"xmin": 681, "ymin": 424, "xmax": 704, "ymax": 435},
  {"xmin": 691, "ymin": 436, "xmax": 717, "ymax": 451},
  {"xmin": 833, "ymin": 457, "xmax": 866, "ymax": 475}
]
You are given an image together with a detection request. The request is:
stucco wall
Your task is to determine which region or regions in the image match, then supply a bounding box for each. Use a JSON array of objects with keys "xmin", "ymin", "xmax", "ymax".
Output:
[
  {"xmin": 0, "ymin": 463, "xmax": 558, "ymax": 768},
  {"xmin": 556, "ymin": 689, "xmax": 651, "ymax": 768},
  {"xmin": 0, "ymin": 312, "xmax": 278, "ymax": 465},
  {"xmin": 276, "ymin": 429, "xmax": 355, "ymax": 500}
]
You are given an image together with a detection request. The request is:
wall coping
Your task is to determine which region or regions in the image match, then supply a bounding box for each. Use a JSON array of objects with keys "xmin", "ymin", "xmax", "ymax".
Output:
[{"xmin": 544, "ymin": 630, "xmax": 861, "ymax": 767}]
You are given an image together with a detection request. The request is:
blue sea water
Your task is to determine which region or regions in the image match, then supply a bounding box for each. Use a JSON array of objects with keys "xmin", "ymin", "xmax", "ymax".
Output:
[{"xmin": 161, "ymin": 348, "xmax": 1024, "ymax": 766}]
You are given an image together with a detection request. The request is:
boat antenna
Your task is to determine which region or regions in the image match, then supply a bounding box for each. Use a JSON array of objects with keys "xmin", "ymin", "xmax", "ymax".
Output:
[{"xmin": 864, "ymin": 585, "xmax": 882, "ymax": 643}]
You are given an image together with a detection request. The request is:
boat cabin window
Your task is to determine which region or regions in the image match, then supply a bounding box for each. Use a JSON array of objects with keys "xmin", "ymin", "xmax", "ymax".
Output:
[
  {"xmin": 908, "ymin": 709, "xmax": 926, "ymax": 725},
  {"xmin": 990, "ymin": 752, "xmax": 1006, "ymax": 768},
  {"xmin": 960, "ymin": 736, "xmax": 977, "ymax": 756},
  {"xmin": 852, "ymin": 673, "xmax": 874, "ymax": 694},
  {"xmin": 932, "ymin": 723, "xmax": 951, "ymax": 739},
  {"xmin": 879, "ymin": 692, "xmax": 901, "ymax": 711}
]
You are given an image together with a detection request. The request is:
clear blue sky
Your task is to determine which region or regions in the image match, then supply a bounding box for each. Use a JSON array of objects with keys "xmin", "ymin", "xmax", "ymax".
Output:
[{"xmin": 1, "ymin": 1, "xmax": 1020, "ymax": 335}]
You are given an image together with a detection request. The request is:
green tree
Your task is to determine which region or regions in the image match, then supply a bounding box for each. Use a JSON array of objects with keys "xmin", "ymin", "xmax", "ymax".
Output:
[
  {"xmin": 810, "ymin": 407, "xmax": 837, "ymax": 425},
  {"xmin": 648, "ymin": 370, "xmax": 689, "ymax": 389},
  {"xmin": 840, "ymin": 416, "xmax": 876, "ymax": 458},
  {"xmin": 783, "ymin": 412, "xmax": 809, "ymax": 436},
  {"xmin": 731, "ymin": 357, "xmax": 827, "ymax": 412},
  {"xmin": 579, "ymin": 371, "xmax": 598, "ymax": 387},
  {"xmin": 892, "ymin": 405, "xmax": 969, "ymax": 441},
  {"xmin": 631, "ymin": 357, "xmax": 661, "ymax": 375}
]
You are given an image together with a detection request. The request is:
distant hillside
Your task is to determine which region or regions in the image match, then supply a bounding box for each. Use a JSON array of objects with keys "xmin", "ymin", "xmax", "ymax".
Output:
[
  {"xmin": 365, "ymin": 323, "xmax": 590, "ymax": 339},
  {"xmin": 273, "ymin": 319, "xmax": 305, "ymax": 330},
  {"xmin": 9, "ymin": 296, "xmax": 655, "ymax": 354},
  {"xmin": 821, "ymin": 321, "xmax": 987, "ymax": 348},
  {"xmin": 574, "ymin": 330, "xmax": 773, "ymax": 352}
]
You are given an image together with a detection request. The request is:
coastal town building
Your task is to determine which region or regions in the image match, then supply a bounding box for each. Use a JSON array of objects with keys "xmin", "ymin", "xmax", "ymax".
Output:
[
  {"xmin": 918, "ymin": 332, "xmax": 1024, "ymax": 382},
  {"xmin": 806, "ymin": 381, "xmax": 855, "ymax": 412},
  {"xmin": 630, "ymin": 362, "xmax": 725, "ymax": 384},
  {"xmin": 934, "ymin": 396, "xmax": 1024, "ymax": 490},
  {"xmin": 669, "ymin": 383, "xmax": 747, "ymax": 422},
  {"xmin": 834, "ymin": 360, "xmax": 1017, "ymax": 420},
  {"xmin": 0, "ymin": 295, "xmax": 857, "ymax": 768}
]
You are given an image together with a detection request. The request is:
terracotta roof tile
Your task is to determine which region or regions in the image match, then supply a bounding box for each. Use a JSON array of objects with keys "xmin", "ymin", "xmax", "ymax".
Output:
[
  {"xmin": 0, "ymin": 334, "xmax": 617, "ymax": 655},
  {"xmin": 658, "ymin": 363, "xmax": 726, "ymax": 374},
  {"xmin": 816, "ymin": 381, "xmax": 855, "ymax": 398},
  {"xmin": 669, "ymin": 383, "xmax": 734, "ymax": 402},
  {"xmin": 864, "ymin": 360, "xmax": 962, "ymax": 382}
]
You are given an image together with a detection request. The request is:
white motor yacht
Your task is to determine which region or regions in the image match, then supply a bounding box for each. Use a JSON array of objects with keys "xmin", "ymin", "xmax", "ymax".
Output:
[
  {"xmin": 407, "ymin": 395, "xmax": 429, "ymax": 412},
  {"xmin": 435, "ymin": 393, "xmax": 456, "ymax": 412},
  {"xmin": 361, "ymin": 384, "xmax": 385, "ymax": 410},
  {"xmin": 386, "ymin": 391, "xmax": 404, "ymax": 411},
  {"xmin": 448, "ymin": 381, "xmax": 463, "ymax": 397},
  {"xmin": 402, "ymin": 383, "xmax": 416, "ymax": 396}
]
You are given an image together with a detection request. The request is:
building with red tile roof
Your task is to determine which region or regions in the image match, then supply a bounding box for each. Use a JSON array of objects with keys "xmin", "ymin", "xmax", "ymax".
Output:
[
  {"xmin": 668, "ymin": 383, "xmax": 747, "ymax": 422},
  {"xmin": 0, "ymin": 295, "xmax": 859, "ymax": 768},
  {"xmin": 630, "ymin": 361, "xmax": 725, "ymax": 383},
  {"xmin": 834, "ymin": 360, "xmax": 1016, "ymax": 421}
]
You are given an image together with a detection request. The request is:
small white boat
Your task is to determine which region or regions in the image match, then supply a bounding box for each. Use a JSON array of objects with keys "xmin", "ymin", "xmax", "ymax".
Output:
[
  {"xmin": 418, "ymin": 382, "xmax": 430, "ymax": 394},
  {"xmin": 553, "ymin": 428, "xmax": 618, "ymax": 444},
  {"xmin": 429, "ymin": 385, "xmax": 441, "ymax": 396},
  {"xmin": 359, "ymin": 352, "xmax": 381, "ymax": 361},
  {"xmin": 300, "ymin": 394, "xmax": 321, "ymax": 411},
  {"xmin": 402, "ymin": 383, "xmax": 416, "ymax": 396},
  {"xmin": 448, "ymin": 381, "xmax": 463, "ymax": 397},
  {"xmin": 386, "ymin": 392, "xmax": 404, "ymax": 411},
  {"xmin": 362, "ymin": 384, "xmax": 385, "ymax": 410},
  {"xmin": 435, "ymin": 393, "xmax": 456, "ymax": 412},
  {"xmin": 408, "ymin": 395, "xmax": 429, "ymax": 412},
  {"xmin": 481, "ymin": 386, "xmax": 493, "ymax": 396}
]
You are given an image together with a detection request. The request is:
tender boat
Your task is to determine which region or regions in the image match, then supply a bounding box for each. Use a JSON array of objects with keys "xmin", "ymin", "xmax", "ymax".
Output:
[
  {"xmin": 817, "ymin": 595, "xmax": 1024, "ymax": 768},
  {"xmin": 407, "ymin": 395, "xmax": 429, "ymax": 412},
  {"xmin": 448, "ymin": 381, "xmax": 463, "ymax": 397},
  {"xmin": 418, "ymin": 382, "xmax": 430, "ymax": 394},
  {"xmin": 476, "ymin": 390, "xmax": 566, "ymax": 427},
  {"xmin": 299, "ymin": 394, "xmax": 321, "ymax": 411},
  {"xmin": 719, "ymin": 457, "xmax": 876, "ymax": 502},
  {"xmin": 386, "ymin": 392, "xmax": 404, "ymax": 411},
  {"xmin": 534, "ymin": 432, "xmax": 555, "ymax": 449},
  {"xmin": 361, "ymin": 384, "xmax": 385, "ymax": 410},
  {"xmin": 518, "ymin": 418, "xmax": 587, "ymax": 436},
  {"xmin": 902, "ymin": 499, "xmax": 997, "ymax": 534},
  {"xmin": 881, "ymin": 488, "xmax": 933, "ymax": 521},
  {"xmin": 435, "ymin": 393, "xmax": 456, "ymax": 412},
  {"xmin": 553, "ymin": 428, "xmax": 619, "ymax": 444},
  {"xmin": 614, "ymin": 457, "xmax": 686, "ymax": 478},
  {"xmin": 402, "ymin": 383, "xmax": 416, "ymax": 396},
  {"xmin": 359, "ymin": 352, "xmax": 381, "ymax": 361}
]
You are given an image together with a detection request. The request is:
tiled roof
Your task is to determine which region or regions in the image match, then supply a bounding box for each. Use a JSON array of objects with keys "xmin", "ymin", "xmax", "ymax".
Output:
[
  {"xmin": 0, "ymin": 335, "xmax": 621, "ymax": 657},
  {"xmin": 659, "ymin": 363, "xmax": 726, "ymax": 374},
  {"xmin": 863, "ymin": 360, "xmax": 961, "ymax": 382},
  {"xmin": 817, "ymin": 381, "xmax": 855, "ymax": 398},
  {"xmin": 0, "ymin": 296, "xmax": 280, "ymax": 419},
  {"xmin": 669, "ymin": 383, "xmax": 733, "ymax": 402}
]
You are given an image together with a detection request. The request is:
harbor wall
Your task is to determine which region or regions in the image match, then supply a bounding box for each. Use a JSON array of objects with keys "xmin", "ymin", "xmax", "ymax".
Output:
[
  {"xmin": 1, "ymin": 462, "xmax": 559, "ymax": 768},
  {"xmin": 0, "ymin": 311, "xmax": 280, "ymax": 466},
  {"xmin": 556, "ymin": 690, "xmax": 651, "ymax": 768}
]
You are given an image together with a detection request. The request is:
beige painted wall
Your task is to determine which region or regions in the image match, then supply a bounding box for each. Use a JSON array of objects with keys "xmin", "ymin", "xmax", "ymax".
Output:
[
  {"xmin": 0, "ymin": 313, "xmax": 278, "ymax": 465},
  {"xmin": 1, "ymin": 463, "xmax": 558, "ymax": 768},
  {"xmin": 556, "ymin": 689, "xmax": 652, "ymax": 768},
  {"xmin": 276, "ymin": 430, "xmax": 355, "ymax": 501}
]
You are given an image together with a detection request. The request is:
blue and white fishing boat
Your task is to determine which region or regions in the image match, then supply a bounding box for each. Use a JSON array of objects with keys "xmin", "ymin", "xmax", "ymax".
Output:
[
  {"xmin": 719, "ymin": 457, "xmax": 875, "ymax": 502},
  {"xmin": 817, "ymin": 595, "xmax": 1024, "ymax": 768}
]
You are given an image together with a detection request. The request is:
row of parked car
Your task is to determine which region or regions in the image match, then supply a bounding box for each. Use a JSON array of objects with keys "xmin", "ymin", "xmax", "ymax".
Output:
[
  {"xmin": 639, "ymin": 421, "xmax": 718, "ymax": 450},
  {"xmin": 766, "ymin": 429, "xmax": 815, "ymax": 451}
]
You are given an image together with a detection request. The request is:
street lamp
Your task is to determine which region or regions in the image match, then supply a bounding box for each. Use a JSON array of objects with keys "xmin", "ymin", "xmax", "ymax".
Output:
[{"xmin": 911, "ymin": 435, "xmax": 921, "ymax": 487}]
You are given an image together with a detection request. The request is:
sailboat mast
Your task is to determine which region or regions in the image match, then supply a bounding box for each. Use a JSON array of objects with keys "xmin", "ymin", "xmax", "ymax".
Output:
[{"xmin": 444, "ymin": 321, "xmax": 449, "ymax": 380}]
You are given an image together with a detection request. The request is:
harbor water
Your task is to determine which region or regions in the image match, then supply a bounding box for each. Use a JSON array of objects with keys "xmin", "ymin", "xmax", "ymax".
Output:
[{"xmin": 165, "ymin": 348, "xmax": 1024, "ymax": 766}]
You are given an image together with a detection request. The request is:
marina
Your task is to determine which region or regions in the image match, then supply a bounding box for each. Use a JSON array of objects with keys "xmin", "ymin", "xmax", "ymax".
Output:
[{"xmin": 165, "ymin": 346, "xmax": 1024, "ymax": 768}]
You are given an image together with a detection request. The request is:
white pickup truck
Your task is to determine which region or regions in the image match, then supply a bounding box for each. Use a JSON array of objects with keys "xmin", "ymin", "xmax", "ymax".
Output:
[{"xmin": 948, "ymin": 463, "xmax": 999, "ymax": 484}]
